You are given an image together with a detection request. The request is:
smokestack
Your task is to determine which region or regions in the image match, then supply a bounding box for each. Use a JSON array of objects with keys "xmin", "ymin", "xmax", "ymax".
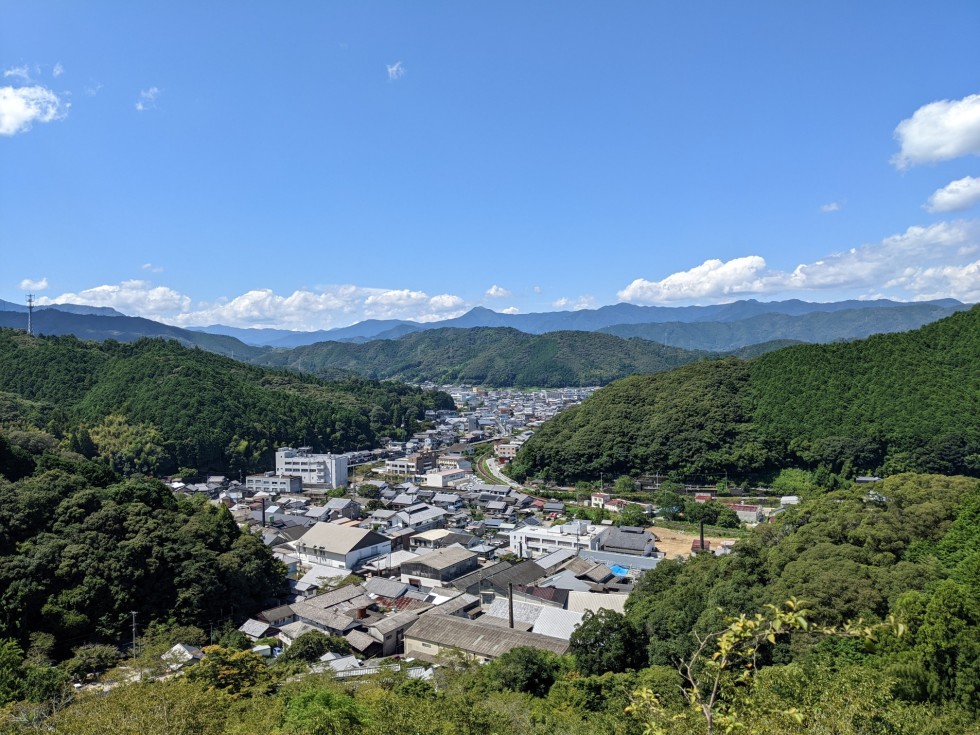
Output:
[
  {"xmin": 699, "ymin": 519, "xmax": 705, "ymax": 552},
  {"xmin": 508, "ymin": 582, "xmax": 514, "ymax": 629},
  {"xmin": 261, "ymin": 498, "xmax": 267, "ymax": 528}
]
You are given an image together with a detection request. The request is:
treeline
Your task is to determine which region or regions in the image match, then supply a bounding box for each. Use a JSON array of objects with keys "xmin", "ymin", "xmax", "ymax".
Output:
[
  {"xmin": 510, "ymin": 306, "xmax": 980, "ymax": 483},
  {"xmin": 251, "ymin": 327, "xmax": 716, "ymax": 388},
  {"xmin": 0, "ymin": 330, "xmax": 454, "ymax": 476},
  {"xmin": 0, "ymin": 433, "xmax": 285, "ymax": 661}
]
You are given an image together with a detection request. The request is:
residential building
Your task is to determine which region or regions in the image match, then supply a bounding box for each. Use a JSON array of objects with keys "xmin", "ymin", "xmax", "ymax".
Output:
[
  {"xmin": 401, "ymin": 547, "xmax": 480, "ymax": 587},
  {"xmin": 294, "ymin": 523, "xmax": 391, "ymax": 570}
]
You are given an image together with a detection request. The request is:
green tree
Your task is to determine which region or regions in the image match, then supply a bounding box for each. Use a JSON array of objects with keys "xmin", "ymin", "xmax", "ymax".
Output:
[
  {"xmin": 481, "ymin": 646, "xmax": 561, "ymax": 697},
  {"xmin": 569, "ymin": 609, "xmax": 645, "ymax": 676},
  {"xmin": 281, "ymin": 687, "xmax": 367, "ymax": 735},
  {"xmin": 278, "ymin": 631, "xmax": 350, "ymax": 664}
]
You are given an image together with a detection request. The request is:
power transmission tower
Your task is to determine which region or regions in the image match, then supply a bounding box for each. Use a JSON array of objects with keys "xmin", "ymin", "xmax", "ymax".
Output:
[{"xmin": 26, "ymin": 294, "xmax": 35, "ymax": 336}]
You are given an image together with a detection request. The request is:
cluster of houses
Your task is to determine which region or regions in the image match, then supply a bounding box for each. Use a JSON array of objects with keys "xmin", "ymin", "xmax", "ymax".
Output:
[{"xmin": 191, "ymin": 460, "xmax": 663, "ymax": 669}]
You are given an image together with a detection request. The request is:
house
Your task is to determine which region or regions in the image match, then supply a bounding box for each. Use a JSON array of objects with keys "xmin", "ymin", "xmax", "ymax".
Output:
[
  {"xmin": 238, "ymin": 618, "xmax": 276, "ymax": 641},
  {"xmin": 294, "ymin": 523, "xmax": 391, "ymax": 570},
  {"xmin": 162, "ymin": 644, "xmax": 204, "ymax": 671},
  {"xmin": 364, "ymin": 610, "xmax": 421, "ymax": 656},
  {"xmin": 423, "ymin": 469, "xmax": 470, "ymax": 488},
  {"xmin": 257, "ymin": 604, "xmax": 295, "ymax": 627},
  {"xmin": 278, "ymin": 621, "xmax": 323, "ymax": 647},
  {"xmin": 392, "ymin": 504, "xmax": 448, "ymax": 532},
  {"xmin": 590, "ymin": 493, "xmax": 611, "ymax": 509},
  {"xmin": 409, "ymin": 528, "xmax": 478, "ymax": 552},
  {"xmin": 401, "ymin": 547, "xmax": 480, "ymax": 587},
  {"xmin": 324, "ymin": 497, "xmax": 361, "ymax": 521},
  {"xmin": 403, "ymin": 615, "xmax": 569, "ymax": 663},
  {"xmin": 729, "ymin": 504, "xmax": 762, "ymax": 524},
  {"xmin": 600, "ymin": 526, "xmax": 657, "ymax": 557}
]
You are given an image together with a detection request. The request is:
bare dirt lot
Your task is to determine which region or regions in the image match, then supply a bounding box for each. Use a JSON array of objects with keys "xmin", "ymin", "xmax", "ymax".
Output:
[{"xmin": 648, "ymin": 526, "xmax": 738, "ymax": 559}]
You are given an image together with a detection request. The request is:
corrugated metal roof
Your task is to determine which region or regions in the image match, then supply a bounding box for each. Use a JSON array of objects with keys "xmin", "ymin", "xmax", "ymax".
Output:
[
  {"xmin": 405, "ymin": 615, "xmax": 569, "ymax": 658},
  {"xmin": 565, "ymin": 591, "xmax": 629, "ymax": 614}
]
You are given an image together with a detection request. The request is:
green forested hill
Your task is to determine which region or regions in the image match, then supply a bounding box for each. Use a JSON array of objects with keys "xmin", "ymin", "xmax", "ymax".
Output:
[
  {"xmin": 510, "ymin": 306, "xmax": 980, "ymax": 483},
  {"xmin": 0, "ymin": 434, "xmax": 285, "ymax": 660},
  {"xmin": 0, "ymin": 330, "xmax": 453, "ymax": 475},
  {"xmin": 251, "ymin": 327, "xmax": 717, "ymax": 387}
]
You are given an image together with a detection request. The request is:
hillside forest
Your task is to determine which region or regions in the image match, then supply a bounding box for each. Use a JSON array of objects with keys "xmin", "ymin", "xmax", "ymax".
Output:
[{"xmin": 509, "ymin": 306, "xmax": 980, "ymax": 484}]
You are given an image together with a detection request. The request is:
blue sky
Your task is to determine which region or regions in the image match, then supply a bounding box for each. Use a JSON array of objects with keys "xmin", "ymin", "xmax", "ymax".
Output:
[{"xmin": 2, "ymin": 2, "xmax": 980, "ymax": 330}]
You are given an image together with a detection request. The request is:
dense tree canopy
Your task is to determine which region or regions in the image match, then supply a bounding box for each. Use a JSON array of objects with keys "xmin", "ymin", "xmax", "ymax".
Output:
[
  {"xmin": 511, "ymin": 306, "xmax": 980, "ymax": 483},
  {"xmin": 0, "ymin": 331, "xmax": 453, "ymax": 475}
]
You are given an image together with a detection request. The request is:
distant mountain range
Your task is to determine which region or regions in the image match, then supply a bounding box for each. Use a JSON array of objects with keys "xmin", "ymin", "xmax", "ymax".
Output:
[
  {"xmin": 188, "ymin": 297, "xmax": 968, "ymax": 347},
  {"xmin": 0, "ymin": 296, "xmax": 970, "ymax": 387}
]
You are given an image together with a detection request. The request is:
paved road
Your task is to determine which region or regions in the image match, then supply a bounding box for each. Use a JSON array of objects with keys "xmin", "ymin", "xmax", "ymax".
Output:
[{"xmin": 482, "ymin": 456, "xmax": 523, "ymax": 489}]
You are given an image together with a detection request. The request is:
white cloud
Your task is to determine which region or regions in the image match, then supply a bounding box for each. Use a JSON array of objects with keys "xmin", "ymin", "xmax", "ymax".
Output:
[
  {"xmin": 552, "ymin": 295, "xmax": 596, "ymax": 310},
  {"xmin": 39, "ymin": 280, "xmax": 191, "ymax": 316},
  {"xmin": 892, "ymin": 93, "xmax": 980, "ymax": 169},
  {"xmin": 820, "ymin": 202, "xmax": 841, "ymax": 213},
  {"xmin": 19, "ymin": 277, "xmax": 48, "ymax": 291},
  {"xmin": 142, "ymin": 263, "xmax": 165, "ymax": 273},
  {"xmin": 485, "ymin": 284, "xmax": 511, "ymax": 298},
  {"xmin": 135, "ymin": 87, "xmax": 161, "ymax": 112},
  {"xmin": 387, "ymin": 61, "xmax": 405, "ymax": 81},
  {"xmin": 618, "ymin": 220, "xmax": 980, "ymax": 304},
  {"xmin": 901, "ymin": 260, "xmax": 980, "ymax": 303},
  {"xmin": 533, "ymin": 285, "xmax": 542, "ymax": 294},
  {"xmin": 619, "ymin": 256, "xmax": 769, "ymax": 303},
  {"xmin": 3, "ymin": 66, "xmax": 31, "ymax": 81},
  {"xmin": 52, "ymin": 63, "xmax": 64, "ymax": 78},
  {"xmin": 0, "ymin": 85, "xmax": 69, "ymax": 135},
  {"xmin": 925, "ymin": 176, "xmax": 980, "ymax": 213},
  {"xmin": 501, "ymin": 306, "xmax": 520, "ymax": 315},
  {"xmin": 428, "ymin": 294, "xmax": 465, "ymax": 311}
]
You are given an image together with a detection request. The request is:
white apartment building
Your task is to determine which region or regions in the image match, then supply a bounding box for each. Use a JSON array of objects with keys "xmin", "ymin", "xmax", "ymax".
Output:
[
  {"xmin": 275, "ymin": 447, "xmax": 349, "ymax": 489},
  {"xmin": 246, "ymin": 472, "xmax": 303, "ymax": 494},
  {"xmin": 508, "ymin": 521, "xmax": 609, "ymax": 558}
]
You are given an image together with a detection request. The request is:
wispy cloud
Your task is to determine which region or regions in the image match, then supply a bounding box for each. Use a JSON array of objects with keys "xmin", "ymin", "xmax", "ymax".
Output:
[
  {"xmin": 386, "ymin": 61, "xmax": 405, "ymax": 81},
  {"xmin": 552, "ymin": 295, "xmax": 596, "ymax": 310},
  {"xmin": 0, "ymin": 84, "xmax": 69, "ymax": 135},
  {"xmin": 892, "ymin": 93, "xmax": 980, "ymax": 169},
  {"xmin": 52, "ymin": 63, "xmax": 64, "ymax": 78},
  {"xmin": 142, "ymin": 263, "xmax": 164, "ymax": 273},
  {"xmin": 820, "ymin": 201, "xmax": 842, "ymax": 213},
  {"xmin": 135, "ymin": 86, "xmax": 161, "ymax": 112},
  {"xmin": 3, "ymin": 66, "xmax": 31, "ymax": 82},
  {"xmin": 500, "ymin": 306, "xmax": 520, "ymax": 315},
  {"xmin": 925, "ymin": 176, "xmax": 980, "ymax": 213},
  {"xmin": 19, "ymin": 277, "xmax": 48, "ymax": 291},
  {"xmin": 618, "ymin": 219, "xmax": 980, "ymax": 304},
  {"xmin": 485, "ymin": 284, "xmax": 511, "ymax": 298}
]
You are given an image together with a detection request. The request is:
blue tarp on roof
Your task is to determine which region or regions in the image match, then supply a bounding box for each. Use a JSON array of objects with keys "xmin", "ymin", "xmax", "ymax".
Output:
[{"xmin": 610, "ymin": 564, "xmax": 630, "ymax": 576}]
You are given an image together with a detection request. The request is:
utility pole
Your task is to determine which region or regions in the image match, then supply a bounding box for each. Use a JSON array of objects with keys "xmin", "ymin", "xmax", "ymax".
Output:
[
  {"xmin": 26, "ymin": 294, "xmax": 35, "ymax": 336},
  {"xmin": 130, "ymin": 610, "xmax": 138, "ymax": 658}
]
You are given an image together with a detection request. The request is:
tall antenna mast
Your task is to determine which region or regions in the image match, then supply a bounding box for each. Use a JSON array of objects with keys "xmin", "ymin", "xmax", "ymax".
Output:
[{"xmin": 26, "ymin": 294, "xmax": 35, "ymax": 336}]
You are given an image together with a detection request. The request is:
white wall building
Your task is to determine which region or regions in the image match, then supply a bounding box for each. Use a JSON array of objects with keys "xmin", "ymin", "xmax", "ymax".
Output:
[
  {"xmin": 276, "ymin": 447, "xmax": 349, "ymax": 489},
  {"xmin": 294, "ymin": 523, "xmax": 391, "ymax": 570},
  {"xmin": 246, "ymin": 472, "xmax": 303, "ymax": 495},
  {"xmin": 508, "ymin": 521, "xmax": 609, "ymax": 558}
]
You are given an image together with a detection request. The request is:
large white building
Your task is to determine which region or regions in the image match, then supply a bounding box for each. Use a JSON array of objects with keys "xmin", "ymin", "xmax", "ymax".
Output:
[
  {"xmin": 276, "ymin": 447, "xmax": 349, "ymax": 489},
  {"xmin": 508, "ymin": 520, "xmax": 609, "ymax": 558}
]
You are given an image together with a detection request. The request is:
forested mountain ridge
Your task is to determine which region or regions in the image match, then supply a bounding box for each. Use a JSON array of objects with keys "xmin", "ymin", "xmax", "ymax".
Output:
[
  {"xmin": 0, "ymin": 330, "xmax": 452, "ymax": 475},
  {"xmin": 597, "ymin": 302, "xmax": 963, "ymax": 351},
  {"xmin": 0, "ymin": 308, "xmax": 266, "ymax": 361},
  {"xmin": 510, "ymin": 305, "xmax": 980, "ymax": 483},
  {"xmin": 250, "ymin": 327, "xmax": 720, "ymax": 387}
]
